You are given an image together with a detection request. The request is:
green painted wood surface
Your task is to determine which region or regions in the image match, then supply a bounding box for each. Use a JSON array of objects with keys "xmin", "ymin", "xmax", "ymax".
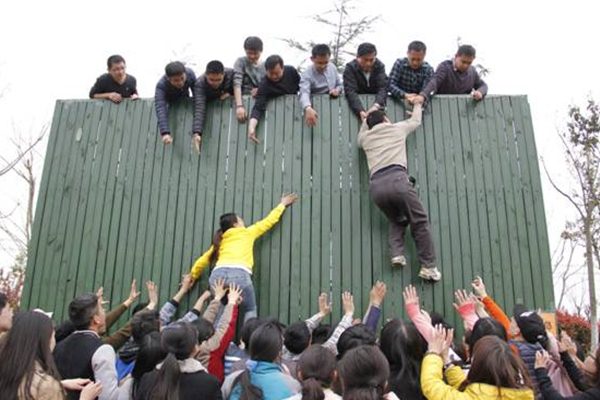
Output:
[{"xmin": 23, "ymin": 95, "xmax": 554, "ymax": 330}]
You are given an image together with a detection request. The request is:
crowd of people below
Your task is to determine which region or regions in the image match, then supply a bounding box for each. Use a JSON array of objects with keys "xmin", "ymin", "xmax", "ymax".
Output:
[
  {"xmin": 0, "ymin": 274, "xmax": 598, "ymax": 400},
  {"xmin": 88, "ymin": 36, "xmax": 487, "ymax": 151}
]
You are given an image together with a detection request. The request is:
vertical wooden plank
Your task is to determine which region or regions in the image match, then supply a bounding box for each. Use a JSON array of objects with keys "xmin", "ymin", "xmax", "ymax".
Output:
[{"xmin": 330, "ymin": 96, "xmax": 344, "ymax": 318}]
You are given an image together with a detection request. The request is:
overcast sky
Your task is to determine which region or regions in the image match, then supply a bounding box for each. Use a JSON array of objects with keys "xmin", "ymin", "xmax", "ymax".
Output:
[{"xmin": 1, "ymin": 0, "xmax": 598, "ymax": 307}]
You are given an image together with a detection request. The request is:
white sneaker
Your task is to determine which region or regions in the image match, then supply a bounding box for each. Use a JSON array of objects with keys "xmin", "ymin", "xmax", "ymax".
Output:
[
  {"xmin": 391, "ymin": 255, "xmax": 407, "ymax": 268},
  {"xmin": 418, "ymin": 266, "xmax": 442, "ymax": 282}
]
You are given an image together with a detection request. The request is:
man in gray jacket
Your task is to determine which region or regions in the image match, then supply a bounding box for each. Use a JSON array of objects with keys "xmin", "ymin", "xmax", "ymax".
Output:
[{"xmin": 357, "ymin": 101, "xmax": 440, "ymax": 281}]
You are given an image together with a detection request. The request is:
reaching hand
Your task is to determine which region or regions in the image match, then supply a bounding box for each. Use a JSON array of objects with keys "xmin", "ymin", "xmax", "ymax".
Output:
[
  {"xmin": 535, "ymin": 350, "xmax": 551, "ymax": 369},
  {"xmin": 402, "ymin": 284, "xmax": 419, "ymax": 306},
  {"xmin": 559, "ymin": 331, "xmax": 577, "ymax": 355},
  {"xmin": 124, "ymin": 279, "xmax": 141, "ymax": 307},
  {"xmin": 180, "ymin": 274, "xmax": 195, "ymax": 293},
  {"xmin": 146, "ymin": 281, "xmax": 158, "ymax": 310},
  {"xmin": 236, "ymin": 106, "xmax": 247, "ymax": 122},
  {"xmin": 108, "ymin": 92, "xmax": 122, "ymax": 103},
  {"xmin": 228, "ymin": 283, "xmax": 243, "ymax": 305},
  {"xmin": 329, "ymin": 88, "xmax": 340, "ymax": 98},
  {"xmin": 192, "ymin": 134, "xmax": 202, "ymax": 154},
  {"xmin": 95, "ymin": 286, "xmax": 104, "ymax": 299},
  {"xmin": 248, "ymin": 129, "xmax": 260, "ymax": 144},
  {"xmin": 453, "ymin": 289, "xmax": 475, "ymax": 311},
  {"xmin": 342, "ymin": 291, "xmax": 355, "ymax": 316},
  {"xmin": 212, "ymin": 278, "xmax": 227, "ymax": 301},
  {"xmin": 79, "ymin": 381, "xmax": 103, "ymax": 400},
  {"xmin": 472, "ymin": 90, "xmax": 483, "ymax": 101},
  {"xmin": 471, "ymin": 276, "xmax": 488, "ymax": 298},
  {"xmin": 359, "ymin": 111, "xmax": 368, "ymax": 121},
  {"xmin": 61, "ymin": 379, "xmax": 91, "ymax": 391},
  {"xmin": 162, "ymin": 134, "xmax": 173, "ymax": 145},
  {"xmin": 304, "ymin": 107, "xmax": 318, "ymax": 127},
  {"xmin": 429, "ymin": 324, "xmax": 454, "ymax": 361},
  {"xmin": 280, "ymin": 193, "xmax": 299, "ymax": 207},
  {"xmin": 370, "ymin": 281, "xmax": 387, "ymax": 307},
  {"xmin": 318, "ymin": 292, "xmax": 332, "ymax": 316}
]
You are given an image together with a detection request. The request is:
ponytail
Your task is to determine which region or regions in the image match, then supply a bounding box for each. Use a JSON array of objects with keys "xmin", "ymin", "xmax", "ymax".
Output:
[
  {"xmin": 232, "ymin": 369, "xmax": 263, "ymax": 400},
  {"xmin": 301, "ymin": 377, "xmax": 326, "ymax": 400},
  {"xmin": 210, "ymin": 213, "xmax": 238, "ymax": 264},
  {"xmin": 150, "ymin": 353, "xmax": 180, "ymax": 400}
]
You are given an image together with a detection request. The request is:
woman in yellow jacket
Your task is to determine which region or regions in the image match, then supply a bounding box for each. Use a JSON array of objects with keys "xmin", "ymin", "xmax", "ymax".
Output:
[
  {"xmin": 190, "ymin": 193, "xmax": 298, "ymax": 322},
  {"xmin": 421, "ymin": 325, "xmax": 535, "ymax": 400}
]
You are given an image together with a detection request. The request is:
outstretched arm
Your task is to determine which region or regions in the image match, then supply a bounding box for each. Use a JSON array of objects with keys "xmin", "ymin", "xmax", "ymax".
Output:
[{"xmin": 247, "ymin": 193, "xmax": 298, "ymax": 238}]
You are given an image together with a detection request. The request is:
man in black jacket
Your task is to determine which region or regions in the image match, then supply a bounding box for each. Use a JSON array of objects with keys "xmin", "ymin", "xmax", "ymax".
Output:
[
  {"xmin": 192, "ymin": 60, "xmax": 235, "ymax": 152},
  {"xmin": 248, "ymin": 55, "xmax": 300, "ymax": 144},
  {"xmin": 343, "ymin": 43, "xmax": 388, "ymax": 120},
  {"xmin": 155, "ymin": 61, "xmax": 197, "ymax": 145}
]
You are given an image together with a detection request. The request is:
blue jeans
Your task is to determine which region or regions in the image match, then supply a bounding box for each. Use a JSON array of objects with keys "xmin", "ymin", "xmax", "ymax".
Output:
[{"xmin": 209, "ymin": 267, "xmax": 257, "ymax": 323}]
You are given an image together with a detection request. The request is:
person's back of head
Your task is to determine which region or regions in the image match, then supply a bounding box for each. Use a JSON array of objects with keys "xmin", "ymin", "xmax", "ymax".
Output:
[
  {"xmin": 379, "ymin": 319, "xmax": 426, "ymax": 397},
  {"xmin": 132, "ymin": 331, "xmax": 166, "ymax": 397},
  {"xmin": 366, "ymin": 110, "xmax": 387, "ymax": 129},
  {"xmin": 297, "ymin": 345, "xmax": 337, "ymax": 400},
  {"xmin": 210, "ymin": 212, "xmax": 238, "ymax": 263},
  {"xmin": 240, "ymin": 317, "xmax": 265, "ymax": 350},
  {"xmin": 336, "ymin": 324, "xmax": 376, "ymax": 359},
  {"xmin": 466, "ymin": 318, "xmax": 507, "ymax": 358},
  {"xmin": 131, "ymin": 309, "xmax": 160, "ymax": 343},
  {"xmin": 165, "ymin": 61, "xmax": 186, "ymax": 78},
  {"xmin": 430, "ymin": 311, "xmax": 453, "ymax": 331},
  {"xmin": 244, "ymin": 36, "xmax": 264, "ymax": 52},
  {"xmin": 0, "ymin": 311, "xmax": 61, "ymax": 398},
  {"xmin": 68, "ymin": 293, "xmax": 100, "ymax": 331},
  {"xmin": 0, "ymin": 292, "xmax": 13, "ymax": 332},
  {"xmin": 191, "ymin": 318, "xmax": 215, "ymax": 346},
  {"xmin": 513, "ymin": 305, "xmax": 549, "ymax": 349},
  {"xmin": 456, "ymin": 44, "xmax": 476, "ymax": 58},
  {"xmin": 462, "ymin": 336, "xmax": 532, "ymax": 392},
  {"xmin": 338, "ymin": 345, "xmax": 389, "ymax": 400},
  {"xmin": 311, "ymin": 324, "xmax": 332, "ymax": 345},
  {"xmin": 284, "ymin": 321, "xmax": 311, "ymax": 355},
  {"xmin": 265, "ymin": 55, "xmax": 284, "ymax": 71},
  {"xmin": 152, "ymin": 322, "xmax": 198, "ymax": 400}
]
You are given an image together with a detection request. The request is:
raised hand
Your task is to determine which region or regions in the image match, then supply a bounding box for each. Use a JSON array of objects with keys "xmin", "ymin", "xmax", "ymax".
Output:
[
  {"xmin": 342, "ymin": 291, "xmax": 355, "ymax": 316},
  {"xmin": 124, "ymin": 279, "xmax": 141, "ymax": 307},
  {"xmin": 146, "ymin": 281, "xmax": 158, "ymax": 310},
  {"xmin": 471, "ymin": 276, "xmax": 488, "ymax": 298},
  {"xmin": 370, "ymin": 281, "xmax": 387, "ymax": 307},
  {"xmin": 228, "ymin": 283, "xmax": 243, "ymax": 305},
  {"xmin": 403, "ymin": 284, "xmax": 419, "ymax": 306},
  {"xmin": 318, "ymin": 292, "xmax": 332, "ymax": 316},
  {"xmin": 212, "ymin": 278, "xmax": 227, "ymax": 301}
]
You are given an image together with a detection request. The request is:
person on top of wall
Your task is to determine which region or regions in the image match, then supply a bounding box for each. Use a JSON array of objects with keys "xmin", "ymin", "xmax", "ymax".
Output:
[
  {"xmin": 357, "ymin": 99, "xmax": 441, "ymax": 282},
  {"xmin": 247, "ymin": 55, "xmax": 300, "ymax": 144},
  {"xmin": 299, "ymin": 44, "xmax": 343, "ymax": 127},
  {"xmin": 233, "ymin": 36, "xmax": 266, "ymax": 123},
  {"xmin": 155, "ymin": 61, "xmax": 197, "ymax": 146},
  {"xmin": 343, "ymin": 42, "xmax": 388, "ymax": 120},
  {"xmin": 388, "ymin": 41, "xmax": 434, "ymax": 106},
  {"xmin": 191, "ymin": 60, "xmax": 235, "ymax": 153},
  {"xmin": 189, "ymin": 193, "xmax": 299, "ymax": 322},
  {"xmin": 89, "ymin": 55, "xmax": 138, "ymax": 103}
]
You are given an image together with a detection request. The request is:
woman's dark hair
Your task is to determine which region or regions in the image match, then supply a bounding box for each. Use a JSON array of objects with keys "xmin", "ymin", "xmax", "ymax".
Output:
[
  {"xmin": 430, "ymin": 311, "xmax": 453, "ymax": 330},
  {"xmin": 466, "ymin": 318, "xmax": 507, "ymax": 357},
  {"xmin": 311, "ymin": 324, "xmax": 332, "ymax": 345},
  {"xmin": 379, "ymin": 319, "xmax": 427, "ymax": 399},
  {"xmin": 191, "ymin": 318, "xmax": 215, "ymax": 344},
  {"xmin": 336, "ymin": 324, "xmax": 377, "ymax": 359},
  {"xmin": 132, "ymin": 331, "xmax": 166, "ymax": 397},
  {"xmin": 240, "ymin": 317, "xmax": 264, "ymax": 347},
  {"xmin": 131, "ymin": 310, "xmax": 160, "ymax": 343},
  {"xmin": 461, "ymin": 336, "xmax": 532, "ymax": 393},
  {"xmin": 233, "ymin": 322, "xmax": 283, "ymax": 400},
  {"xmin": 0, "ymin": 311, "xmax": 62, "ymax": 400},
  {"xmin": 210, "ymin": 213, "xmax": 238, "ymax": 263},
  {"xmin": 297, "ymin": 345, "xmax": 337, "ymax": 400},
  {"xmin": 338, "ymin": 345, "xmax": 389, "ymax": 400},
  {"xmin": 150, "ymin": 322, "xmax": 197, "ymax": 400}
]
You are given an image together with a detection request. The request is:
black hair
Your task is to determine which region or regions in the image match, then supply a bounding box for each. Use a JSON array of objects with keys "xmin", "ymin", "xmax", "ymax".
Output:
[
  {"xmin": 312, "ymin": 44, "xmax": 331, "ymax": 58},
  {"xmin": 408, "ymin": 41, "xmax": 427, "ymax": 53},
  {"xmin": 131, "ymin": 309, "xmax": 160, "ymax": 343},
  {"xmin": 210, "ymin": 213, "xmax": 238, "ymax": 263},
  {"xmin": 241, "ymin": 317, "xmax": 265, "ymax": 348},
  {"xmin": 0, "ymin": 311, "xmax": 62, "ymax": 400},
  {"xmin": 191, "ymin": 318, "xmax": 215, "ymax": 344},
  {"xmin": 55, "ymin": 320, "xmax": 76, "ymax": 343},
  {"xmin": 244, "ymin": 36, "xmax": 264, "ymax": 52},
  {"xmin": 284, "ymin": 321, "xmax": 312, "ymax": 355},
  {"xmin": 338, "ymin": 345, "xmax": 389, "ymax": 400},
  {"xmin": 466, "ymin": 318, "xmax": 507, "ymax": 357},
  {"xmin": 165, "ymin": 61, "xmax": 186, "ymax": 77},
  {"xmin": 430, "ymin": 311, "xmax": 453, "ymax": 330},
  {"xmin": 357, "ymin": 43, "xmax": 377, "ymax": 57},
  {"xmin": 336, "ymin": 324, "xmax": 376, "ymax": 359},
  {"xmin": 265, "ymin": 55, "xmax": 284, "ymax": 71},
  {"xmin": 132, "ymin": 331, "xmax": 167, "ymax": 397},
  {"xmin": 107, "ymin": 54, "xmax": 125, "ymax": 69},
  {"xmin": 68, "ymin": 293, "xmax": 99, "ymax": 330},
  {"xmin": 0, "ymin": 292, "xmax": 7, "ymax": 311},
  {"xmin": 457, "ymin": 44, "xmax": 476, "ymax": 58},
  {"xmin": 311, "ymin": 324, "xmax": 332, "ymax": 345},
  {"xmin": 206, "ymin": 60, "xmax": 225, "ymax": 75},
  {"xmin": 233, "ymin": 322, "xmax": 284, "ymax": 400},
  {"xmin": 132, "ymin": 302, "xmax": 149, "ymax": 316},
  {"xmin": 150, "ymin": 322, "xmax": 197, "ymax": 400},
  {"xmin": 379, "ymin": 319, "xmax": 427, "ymax": 399},
  {"xmin": 366, "ymin": 110, "xmax": 386, "ymax": 129},
  {"xmin": 297, "ymin": 345, "xmax": 338, "ymax": 400}
]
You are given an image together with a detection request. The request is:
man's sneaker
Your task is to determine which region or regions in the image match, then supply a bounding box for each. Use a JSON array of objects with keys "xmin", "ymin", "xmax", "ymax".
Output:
[
  {"xmin": 391, "ymin": 255, "xmax": 407, "ymax": 268},
  {"xmin": 418, "ymin": 266, "xmax": 442, "ymax": 282}
]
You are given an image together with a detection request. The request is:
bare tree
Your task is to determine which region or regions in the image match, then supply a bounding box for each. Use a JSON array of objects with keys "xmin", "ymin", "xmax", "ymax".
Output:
[
  {"xmin": 552, "ymin": 223, "xmax": 586, "ymax": 310},
  {"xmin": 281, "ymin": 0, "xmax": 380, "ymax": 71},
  {"xmin": 543, "ymin": 97, "xmax": 600, "ymax": 347}
]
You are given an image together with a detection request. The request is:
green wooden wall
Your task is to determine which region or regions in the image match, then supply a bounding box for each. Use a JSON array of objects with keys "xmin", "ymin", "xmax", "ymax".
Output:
[{"xmin": 22, "ymin": 95, "xmax": 554, "ymax": 329}]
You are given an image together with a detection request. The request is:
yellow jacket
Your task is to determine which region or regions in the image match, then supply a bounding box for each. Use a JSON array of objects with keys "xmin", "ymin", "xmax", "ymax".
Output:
[
  {"xmin": 190, "ymin": 205, "xmax": 286, "ymax": 279},
  {"xmin": 421, "ymin": 354, "xmax": 534, "ymax": 400}
]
